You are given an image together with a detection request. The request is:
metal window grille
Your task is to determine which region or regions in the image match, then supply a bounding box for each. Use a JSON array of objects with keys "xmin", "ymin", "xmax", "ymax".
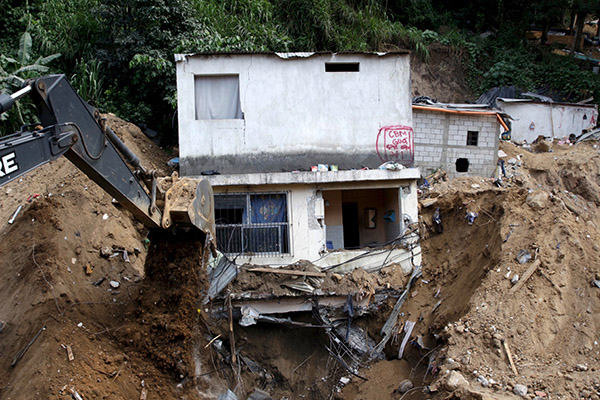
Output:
[{"xmin": 214, "ymin": 192, "xmax": 290, "ymax": 257}]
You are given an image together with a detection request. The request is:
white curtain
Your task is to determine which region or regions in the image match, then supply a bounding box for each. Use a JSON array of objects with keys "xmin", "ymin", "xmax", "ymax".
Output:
[{"xmin": 194, "ymin": 75, "xmax": 243, "ymax": 120}]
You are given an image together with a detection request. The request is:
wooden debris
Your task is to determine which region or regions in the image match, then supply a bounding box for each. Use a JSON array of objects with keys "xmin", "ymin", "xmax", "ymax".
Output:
[
  {"xmin": 501, "ymin": 338, "xmax": 519, "ymax": 376},
  {"xmin": 140, "ymin": 388, "xmax": 148, "ymax": 400},
  {"xmin": 226, "ymin": 294, "xmax": 237, "ymax": 364},
  {"xmin": 509, "ymin": 259, "xmax": 541, "ymax": 294},
  {"xmin": 204, "ymin": 334, "xmax": 222, "ymax": 349},
  {"xmin": 63, "ymin": 344, "xmax": 74, "ymax": 361},
  {"xmin": 247, "ymin": 267, "xmax": 326, "ymax": 278}
]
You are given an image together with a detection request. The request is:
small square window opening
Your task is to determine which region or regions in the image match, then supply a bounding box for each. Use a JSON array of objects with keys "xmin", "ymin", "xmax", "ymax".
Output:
[{"xmin": 466, "ymin": 130, "xmax": 479, "ymax": 146}]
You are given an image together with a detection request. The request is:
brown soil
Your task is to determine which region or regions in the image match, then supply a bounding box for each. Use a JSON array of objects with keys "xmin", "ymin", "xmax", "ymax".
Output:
[{"xmin": 1, "ymin": 113, "xmax": 600, "ymax": 400}]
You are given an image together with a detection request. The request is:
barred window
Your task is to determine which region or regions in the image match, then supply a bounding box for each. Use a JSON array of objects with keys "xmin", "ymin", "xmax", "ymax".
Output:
[{"xmin": 214, "ymin": 192, "xmax": 290, "ymax": 256}]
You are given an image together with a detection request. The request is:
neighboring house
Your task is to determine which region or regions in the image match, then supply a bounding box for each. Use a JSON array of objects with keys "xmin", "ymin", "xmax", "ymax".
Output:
[
  {"xmin": 412, "ymin": 103, "xmax": 505, "ymax": 178},
  {"xmin": 497, "ymin": 98, "xmax": 598, "ymax": 143},
  {"xmin": 175, "ymin": 52, "xmax": 421, "ymax": 271}
]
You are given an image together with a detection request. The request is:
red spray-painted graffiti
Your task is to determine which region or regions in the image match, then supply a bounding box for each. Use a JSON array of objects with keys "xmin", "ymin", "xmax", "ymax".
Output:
[{"xmin": 376, "ymin": 125, "xmax": 414, "ymax": 163}]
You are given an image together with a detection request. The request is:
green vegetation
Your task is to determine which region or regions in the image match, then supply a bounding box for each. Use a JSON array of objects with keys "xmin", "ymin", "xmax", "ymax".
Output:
[{"xmin": 1, "ymin": 0, "xmax": 599, "ymax": 141}]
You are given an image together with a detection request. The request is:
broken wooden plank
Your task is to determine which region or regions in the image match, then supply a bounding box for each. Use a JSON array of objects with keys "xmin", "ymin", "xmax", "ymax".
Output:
[
  {"xmin": 246, "ymin": 267, "xmax": 326, "ymax": 278},
  {"xmin": 502, "ymin": 339, "xmax": 519, "ymax": 376},
  {"xmin": 509, "ymin": 259, "xmax": 541, "ymax": 294},
  {"xmin": 66, "ymin": 345, "xmax": 74, "ymax": 361},
  {"xmin": 140, "ymin": 388, "xmax": 148, "ymax": 400}
]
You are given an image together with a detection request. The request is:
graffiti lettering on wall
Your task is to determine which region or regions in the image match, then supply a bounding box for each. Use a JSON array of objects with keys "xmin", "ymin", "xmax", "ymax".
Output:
[{"xmin": 376, "ymin": 125, "xmax": 414, "ymax": 164}]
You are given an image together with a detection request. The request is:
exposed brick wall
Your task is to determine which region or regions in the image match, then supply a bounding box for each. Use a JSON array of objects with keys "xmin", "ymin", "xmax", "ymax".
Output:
[{"xmin": 413, "ymin": 110, "xmax": 499, "ymax": 178}]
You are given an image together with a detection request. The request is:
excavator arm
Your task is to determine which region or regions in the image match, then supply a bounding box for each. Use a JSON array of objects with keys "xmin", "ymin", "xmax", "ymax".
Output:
[{"xmin": 0, "ymin": 75, "xmax": 215, "ymax": 248}]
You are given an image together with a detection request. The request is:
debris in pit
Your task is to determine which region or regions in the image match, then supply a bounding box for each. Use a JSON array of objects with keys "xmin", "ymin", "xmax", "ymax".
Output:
[
  {"xmin": 465, "ymin": 211, "xmax": 478, "ymax": 225},
  {"xmin": 433, "ymin": 207, "xmax": 443, "ymax": 233},
  {"xmin": 516, "ymin": 249, "xmax": 531, "ymax": 264},
  {"xmin": 398, "ymin": 320, "xmax": 416, "ymax": 358}
]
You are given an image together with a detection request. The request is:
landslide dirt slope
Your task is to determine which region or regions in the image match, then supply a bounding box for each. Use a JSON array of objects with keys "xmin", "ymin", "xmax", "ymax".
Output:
[
  {"xmin": 0, "ymin": 115, "xmax": 208, "ymax": 400},
  {"xmin": 344, "ymin": 140, "xmax": 600, "ymax": 399}
]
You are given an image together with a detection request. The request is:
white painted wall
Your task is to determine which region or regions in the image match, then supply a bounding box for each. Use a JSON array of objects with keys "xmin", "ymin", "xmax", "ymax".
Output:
[
  {"xmin": 176, "ymin": 52, "xmax": 413, "ymax": 175},
  {"xmin": 205, "ymin": 174, "xmax": 420, "ymax": 267},
  {"xmin": 497, "ymin": 100, "xmax": 598, "ymax": 143}
]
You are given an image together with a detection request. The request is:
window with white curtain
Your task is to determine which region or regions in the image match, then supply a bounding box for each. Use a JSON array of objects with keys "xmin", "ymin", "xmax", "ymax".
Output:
[{"xmin": 194, "ymin": 74, "xmax": 243, "ymax": 120}]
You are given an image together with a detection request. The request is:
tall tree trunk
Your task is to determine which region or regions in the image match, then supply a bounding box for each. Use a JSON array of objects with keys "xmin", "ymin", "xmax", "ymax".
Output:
[
  {"xmin": 572, "ymin": 10, "xmax": 586, "ymax": 53},
  {"xmin": 541, "ymin": 18, "xmax": 549, "ymax": 45}
]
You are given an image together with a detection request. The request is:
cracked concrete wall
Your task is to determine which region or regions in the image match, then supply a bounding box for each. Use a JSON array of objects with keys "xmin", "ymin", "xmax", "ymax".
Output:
[{"xmin": 176, "ymin": 53, "xmax": 412, "ymax": 176}]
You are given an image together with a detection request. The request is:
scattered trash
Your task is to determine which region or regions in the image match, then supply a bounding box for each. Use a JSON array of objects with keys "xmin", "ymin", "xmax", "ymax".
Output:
[
  {"xmin": 239, "ymin": 305, "xmax": 260, "ymax": 327},
  {"xmin": 471, "ymin": 184, "xmax": 480, "ymax": 189},
  {"xmin": 92, "ymin": 277, "xmax": 106, "ymax": 286},
  {"xmin": 498, "ymin": 150, "xmax": 507, "ymax": 157},
  {"xmin": 167, "ymin": 157, "xmax": 179, "ymax": 167},
  {"xmin": 102, "ymin": 213, "xmax": 109, "ymax": 220},
  {"xmin": 85, "ymin": 264, "xmax": 93, "ymax": 275},
  {"xmin": 109, "ymin": 280, "xmax": 120, "ymax": 289},
  {"xmin": 593, "ymin": 280, "xmax": 600, "ymax": 288},
  {"xmin": 433, "ymin": 207, "xmax": 443, "ymax": 233},
  {"xmin": 516, "ymin": 249, "xmax": 531, "ymax": 264},
  {"xmin": 77, "ymin": 322, "xmax": 84, "ymax": 328},
  {"xmin": 0, "ymin": 320, "xmax": 6, "ymax": 333},
  {"xmin": 378, "ymin": 161, "xmax": 404, "ymax": 171},
  {"xmin": 511, "ymin": 274, "xmax": 520, "ymax": 285},
  {"xmin": 575, "ymin": 363, "xmax": 588, "ymax": 371},
  {"xmin": 69, "ymin": 387, "xmax": 84, "ymax": 400},
  {"xmin": 398, "ymin": 320, "xmax": 416, "ymax": 358},
  {"xmin": 339, "ymin": 377, "xmax": 351, "ymax": 385},
  {"xmin": 26, "ymin": 194, "xmax": 40, "ymax": 202},
  {"xmin": 465, "ymin": 212, "xmax": 478, "ymax": 225},
  {"xmin": 8, "ymin": 205, "xmax": 22, "ymax": 224},
  {"xmin": 122, "ymin": 250, "xmax": 130, "ymax": 263},
  {"xmin": 100, "ymin": 247, "xmax": 112, "ymax": 258}
]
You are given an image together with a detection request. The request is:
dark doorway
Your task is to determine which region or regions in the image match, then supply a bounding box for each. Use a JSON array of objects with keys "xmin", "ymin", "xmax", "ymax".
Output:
[{"xmin": 342, "ymin": 202, "xmax": 360, "ymax": 249}]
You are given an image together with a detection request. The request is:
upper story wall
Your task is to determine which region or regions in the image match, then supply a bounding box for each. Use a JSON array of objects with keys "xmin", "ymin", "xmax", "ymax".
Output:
[
  {"xmin": 413, "ymin": 109, "xmax": 500, "ymax": 178},
  {"xmin": 176, "ymin": 52, "xmax": 412, "ymax": 176},
  {"xmin": 497, "ymin": 100, "xmax": 597, "ymax": 143}
]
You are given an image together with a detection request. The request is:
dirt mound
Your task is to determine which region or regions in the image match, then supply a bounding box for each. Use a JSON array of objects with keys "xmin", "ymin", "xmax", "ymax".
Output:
[{"xmin": 344, "ymin": 140, "xmax": 600, "ymax": 399}]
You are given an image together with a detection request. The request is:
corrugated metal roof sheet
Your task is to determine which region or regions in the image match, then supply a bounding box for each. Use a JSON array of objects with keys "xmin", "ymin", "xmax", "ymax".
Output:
[{"xmin": 175, "ymin": 50, "xmax": 410, "ymax": 62}]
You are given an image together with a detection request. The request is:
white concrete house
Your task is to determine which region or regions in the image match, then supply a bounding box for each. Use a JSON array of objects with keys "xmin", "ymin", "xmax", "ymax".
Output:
[
  {"xmin": 497, "ymin": 99, "xmax": 598, "ymax": 143},
  {"xmin": 175, "ymin": 52, "xmax": 421, "ymax": 271},
  {"xmin": 413, "ymin": 104, "xmax": 505, "ymax": 178}
]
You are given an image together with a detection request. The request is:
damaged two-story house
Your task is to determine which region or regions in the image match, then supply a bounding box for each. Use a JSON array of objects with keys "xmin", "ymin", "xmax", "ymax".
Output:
[{"xmin": 175, "ymin": 51, "xmax": 421, "ymax": 273}]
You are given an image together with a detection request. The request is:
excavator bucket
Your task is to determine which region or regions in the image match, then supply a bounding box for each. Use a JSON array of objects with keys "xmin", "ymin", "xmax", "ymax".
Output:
[{"xmin": 160, "ymin": 174, "xmax": 216, "ymax": 252}]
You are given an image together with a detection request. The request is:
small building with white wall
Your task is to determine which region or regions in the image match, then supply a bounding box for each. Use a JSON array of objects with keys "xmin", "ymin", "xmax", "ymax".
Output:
[
  {"xmin": 175, "ymin": 52, "xmax": 421, "ymax": 271},
  {"xmin": 497, "ymin": 98, "xmax": 598, "ymax": 143},
  {"xmin": 412, "ymin": 103, "xmax": 505, "ymax": 178}
]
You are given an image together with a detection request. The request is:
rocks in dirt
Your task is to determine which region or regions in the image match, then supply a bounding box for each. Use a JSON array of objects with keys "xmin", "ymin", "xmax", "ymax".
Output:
[
  {"xmin": 526, "ymin": 191, "xmax": 549, "ymax": 210},
  {"xmin": 576, "ymin": 363, "xmax": 589, "ymax": 371},
  {"xmin": 445, "ymin": 370, "xmax": 469, "ymax": 391},
  {"xmin": 477, "ymin": 375, "xmax": 490, "ymax": 387},
  {"xmin": 511, "ymin": 274, "xmax": 520, "ymax": 285},
  {"xmin": 513, "ymin": 384, "xmax": 528, "ymax": 397},
  {"xmin": 397, "ymin": 379, "xmax": 413, "ymax": 393},
  {"xmin": 109, "ymin": 280, "xmax": 120, "ymax": 289},
  {"xmin": 100, "ymin": 247, "xmax": 113, "ymax": 258}
]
